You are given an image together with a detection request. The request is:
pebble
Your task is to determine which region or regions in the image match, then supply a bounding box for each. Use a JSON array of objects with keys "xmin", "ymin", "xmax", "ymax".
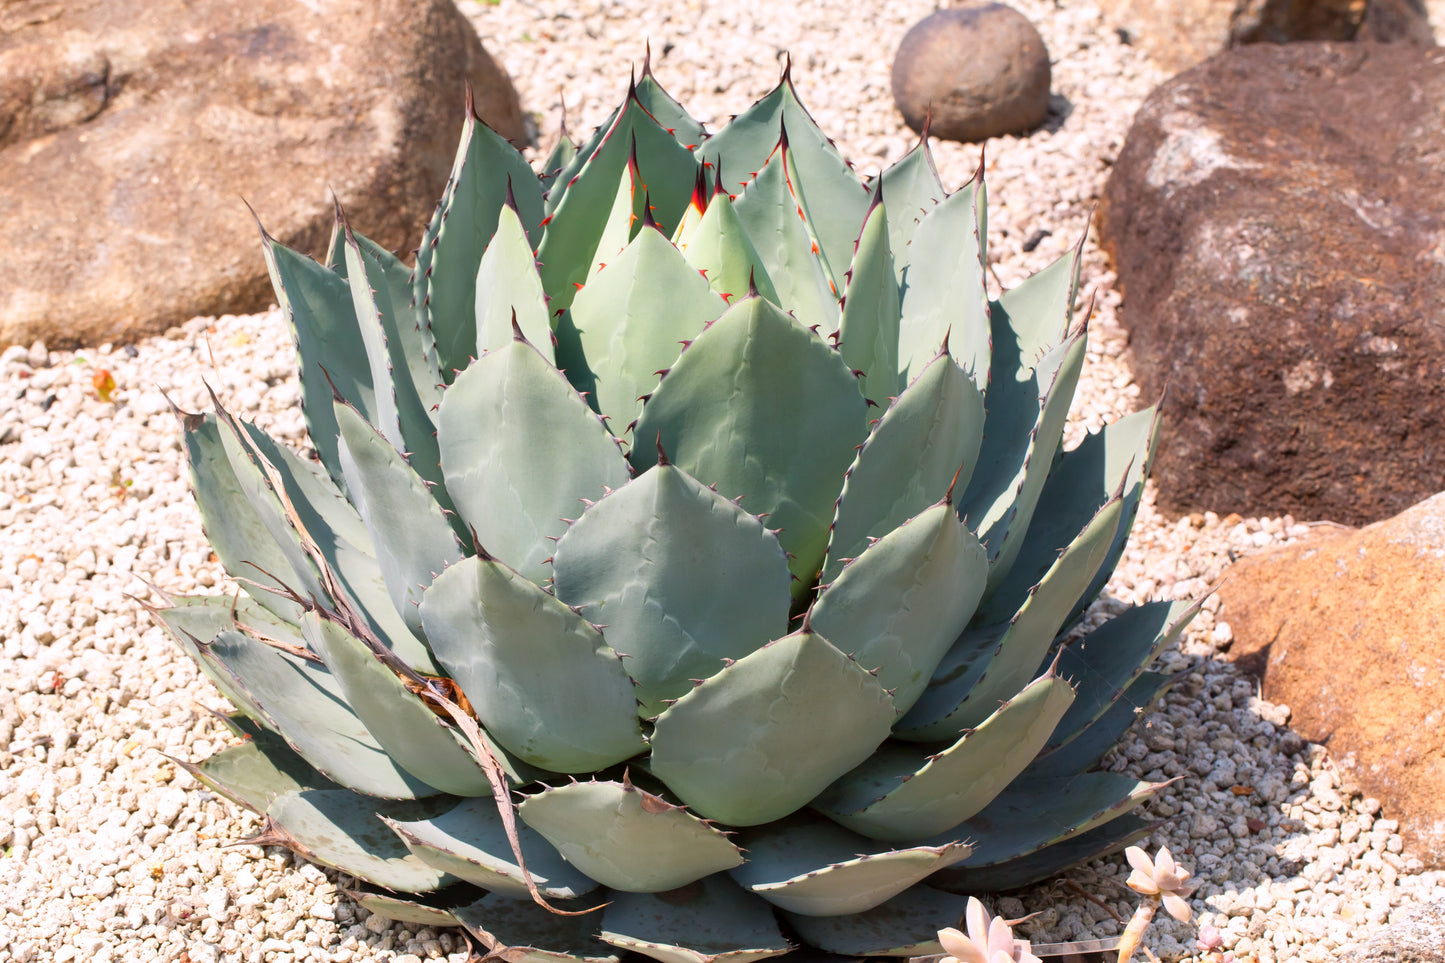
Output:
[{"xmin": 1, "ymin": 2, "xmax": 1442, "ymax": 962}]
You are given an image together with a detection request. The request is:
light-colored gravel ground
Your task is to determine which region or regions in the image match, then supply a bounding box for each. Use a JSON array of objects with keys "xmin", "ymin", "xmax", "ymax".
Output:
[{"xmin": 1, "ymin": 1, "xmax": 1441, "ymax": 960}]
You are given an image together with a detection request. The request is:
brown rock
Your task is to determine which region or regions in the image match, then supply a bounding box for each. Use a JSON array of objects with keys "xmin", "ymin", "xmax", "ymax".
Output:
[
  {"xmin": 1344, "ymin": 899, "xmax": 1445, "ymax": 961},
  {"xmin": 891, "ymin": 4, "xmax": 1052, "ymax": 143},
  {"xmin": 1095, "ymin": 0, "xmax": 1432, "ymax": 73},
  {"xmin": 1100, "ymin": 43, "xmax": 1445, "ymax": 526},
  {"xmin": 1220, "ymin": 491, "xmax": 1445, "ymax": 868},
  {"xmin": 0, "ymin": 0, "xmax": 525, "ymax": 350}
]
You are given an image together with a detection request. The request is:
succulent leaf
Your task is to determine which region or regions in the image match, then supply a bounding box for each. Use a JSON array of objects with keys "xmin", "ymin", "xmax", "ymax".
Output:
[
  {"xmin": 974, "ymin": 405, "xmax": 1160, "ymax": 626},
  {"xmin": 811, "ymin": 502, "xmax": 987, "ymax": 717},
  {"xmin": 731, "ymin": 143, "xmax": 840, "ymax": 334},
  {"xmin": 897, "ymin": 495, "xmax": 1124, "ymax": 740},
  {"xmin": 263, "ymin": 789, "xmax": 455, "ymax": 893},
  {"xmin": 823, "ymin": 352, "xmax": 984, "ymax": 585},
  {"xmin": 261, "ymin": 229, "xmax": 380, "ymax": 486},
  {"xmin": 1027, "ymin": 671, "xmax": 1178, "ymax": 778},
  {"xmin": 385, "ymin": 797, "xmax": 599, "ymax": 899},
  {"xmin": 1042, "ymin": 597, "xmax": 1201, "ymax": 755},
  {"xmin": 417, "ymin": 109, "xmax": 544, "ymax": 379},
  {"xmin": 960, "ymin": 330, "xmax": 1088, "ymax": 588},
  {"xmin": 633, "ymin": 296, "xmax": 868, "ymax": 598},
  {"xmin": 782, "ymin": 885, "xmax": 964, "ymax": 957},
  {"xmin": 551, "ymin": 463, "xmax": 792, "ymax": 717},
  {"xmin": 599, "ymin": 875, "xmax": 793, "ymax": 963},
  {"xmin": 517, "ymin": 779, "xmax": 745, "ymax": 891},
  {"xmin": 180, "ymin": 412, "xmax": 308, "ymax": 624},
  {"xmin": 300, "ymin": 611, "xmax": 496, "ymax": 796},
  {"xmin": 420, "ymin": 553, "xmax": 646, "ymax": 772},
  {"xmin": 648, "ymin": 628, "xmax": 895, "ymax": 826},
  {"xmin": 177, "ymin": 729, "xmax": 340, "ymax": 816},
  {"xmin": 475, "ymin": 200, "xmax": 553, "ymax": 355},
  {"xmin": 437, "ymin": 338, "xmax": 631, "ymax": 582},
  {"xmin": 874, "ymin": 137, "xmax": 945, "ymax": 283},
  {"xmin": 697, "ymin": 73, "xmax": 870, "ymax": 276},
  {"xmin": 812, "ymin": 670, "xmax": 1075, "ymax": 839},
  {"xmin": 569, "ymin": 225, "xmax": 729, "ymax": 433},
  {"xmin": 924, "ymin": 772, "xmax": 1166, "ymax": 879},
  {"xmin": 538, "ymin": 96, "xmax": 700, "ymax": 317},
  {"xmin": 203, "ymin": 631, "xmax": 437, "ymax": 799},
  {"xmin": 895, "ymin": 179, "xmax": 989, "ymax": 392},
  {"xmin": 836, "ymin": 188, "xmax": 901, "ymax": 405},
  {"xmin": 452, "ymin": 894, "xmax": 618, "ymax": 963},
  {"xmin": 334, "ymin": 398, "xmax": 463, "ymax": 638},
  {"xmin": 675, "ymin": 189, "xmax": 781, "ymax": 306},
  {"xmin": 729, "ymin": 817, "xmax": 971, "ymax": 916}
]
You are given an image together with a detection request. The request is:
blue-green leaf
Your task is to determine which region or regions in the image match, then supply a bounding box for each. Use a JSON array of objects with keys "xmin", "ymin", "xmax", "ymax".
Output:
[
  {"xmin": 438, "ymin": 338, "xmax": 631, "ymax": 582},
  {"xmin": 419, "ymin": 553, "xmax": 646, "ymax": 773},
  {"xmin": 633, "ymin": 297, "xmax": 868, "ymax": 597},
  {"xmin": 552, "ymin": 463, "xmax": 792, "ymax": 718}
]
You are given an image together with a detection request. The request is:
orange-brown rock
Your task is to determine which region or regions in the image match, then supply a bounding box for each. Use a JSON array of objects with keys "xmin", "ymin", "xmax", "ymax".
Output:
[
  {"xmin": 1221, "ymin": 491, "xmax": 1445, "ymax": 868},
  {"xmin": 0, "ymin": 0, "xmax": 526, "ymax": 349}
]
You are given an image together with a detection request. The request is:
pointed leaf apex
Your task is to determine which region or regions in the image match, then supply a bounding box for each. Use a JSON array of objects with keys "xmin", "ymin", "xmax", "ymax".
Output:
[
  {"xmin": 641, "ymin": 190, "xmax": 660, "ymax": 231},
  {"xmin": 469, "ymin": 527, "xmax": 494, "ymax": 560},
  {"xmin": 510, "ymin": 308, "xmax": 529, "ymax": 345},
  {"xmin": 945, "ymin": 461, "xmax": 966, "ymax": 506},
  {"xmin": 867, "ymin": 174, "xmax": 885, "ymax": 214},
  {"xmin": 241, "ymin": 197, "xmax": 273, "ymax": 244},
  {"xmin": 747, "ymin": 267, "xmax": 760, "ymax": 299},
  {"xmin": 655, "ymin": 432, "xmax": 670, "ymax": 466},
  {"xmin": 317, "ymin": 364, "xmax": 346, "ymax": 405},
  {"xmin": 799, "ymin": 605, "xmax": 815, "ymax": 635}
]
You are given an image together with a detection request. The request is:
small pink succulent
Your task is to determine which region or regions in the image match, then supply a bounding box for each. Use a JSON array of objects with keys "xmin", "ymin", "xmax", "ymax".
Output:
[
  {"xmin": 1124, "ymin": 845, "xmax": 1196, "ymax": 922},
  {"xmin": 938, "ymin": 896, "xmax": 1042, "ymax": 963}
]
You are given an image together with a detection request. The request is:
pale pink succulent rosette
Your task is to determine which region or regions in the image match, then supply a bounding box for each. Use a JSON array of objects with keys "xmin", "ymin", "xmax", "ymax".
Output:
[
  {"xmin": 938, "ymin": 896, "xmax": 1042, "ymax": 963},
  {"xmin": 1124, "ymin": 844, "xmax": 1197, "ymax": 921}
]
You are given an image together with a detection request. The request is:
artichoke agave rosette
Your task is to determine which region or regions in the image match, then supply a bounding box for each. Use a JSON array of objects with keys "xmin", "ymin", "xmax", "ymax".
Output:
[{"xmin": 153, "ymin": 62, "xmax": 1197, "ymax": 961}]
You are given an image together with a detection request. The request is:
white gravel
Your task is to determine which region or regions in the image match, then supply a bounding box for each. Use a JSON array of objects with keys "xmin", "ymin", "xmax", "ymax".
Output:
[{"xmin": 1, "ymin": 1, "xmax": 1442, "ymax": 960}]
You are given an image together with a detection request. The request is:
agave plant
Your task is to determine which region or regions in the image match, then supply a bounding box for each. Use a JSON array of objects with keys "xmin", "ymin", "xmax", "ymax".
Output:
[{"xmin": 151, "ymin": 59, "xmax": 1200, "ymax": 962}]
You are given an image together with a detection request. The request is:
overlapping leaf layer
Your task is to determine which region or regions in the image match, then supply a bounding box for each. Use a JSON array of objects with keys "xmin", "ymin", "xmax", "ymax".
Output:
[{"xmin": 155, "ymin": 64, "xmax": 1193, "ymax": 961}]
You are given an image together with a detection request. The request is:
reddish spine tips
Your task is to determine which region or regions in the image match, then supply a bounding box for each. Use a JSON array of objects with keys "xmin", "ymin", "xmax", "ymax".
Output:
[
  {"xmin": 640, "ymin": 190, "xmax": 660, "ymax": 231},
  {"xmin": 691, "ymin": 165, "xmax": 709, "ymax": 212},
  {"xmin": 510, "ymin": 309, "xmax": 527, "ymax": 343},
  {"xmin": 746, "ymin": 268, "xmax": 759, "ymax": 299},
  {"xmin": 945, "ymin": 462, "xmax": 966, "ymax": 506},
  {"xmin": 654, "ymin": 433, "xmax": 671, "ymax": 466},
  {"xmin": 464, "ymin": 81, "xmax": 480, "ymax": 122}
]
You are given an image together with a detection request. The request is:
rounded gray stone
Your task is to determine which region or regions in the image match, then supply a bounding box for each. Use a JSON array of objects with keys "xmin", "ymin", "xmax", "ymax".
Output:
[{"xmin": 891, "ymin": 4, "xmax": 1052, "ymax": 143}]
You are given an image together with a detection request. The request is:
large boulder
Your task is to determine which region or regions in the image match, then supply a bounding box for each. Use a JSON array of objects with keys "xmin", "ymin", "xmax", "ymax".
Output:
[
  {"xmin": 0, "ymin": 0, "xmax": 526, "ymax": 349},
  {"xmin": 1220, "ymin": 491, "xmax": 1445, "ymax": 869},
  {"xmin": 1101, "ymin": 43, "xmax": 1445, "ymax": 526},
  {"xmin": 1094, "ymin": 0, "xmax": 1432, "ymax": 73}
]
